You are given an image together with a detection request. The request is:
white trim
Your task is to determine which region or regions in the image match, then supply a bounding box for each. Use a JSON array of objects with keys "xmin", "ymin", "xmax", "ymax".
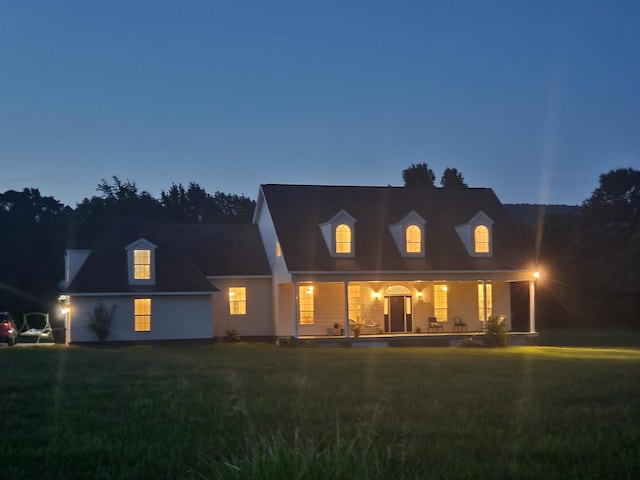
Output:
[
  {"xmin": 290, "ymin": 269, "xmax": 531, "ymax": 275},
  {"xmin": 207, "ymin": 275, "xmax": 272, "ymax": 280},
  {"xmin": 67, "ymin": 291, "xmax": 219, "ymax": 297}
]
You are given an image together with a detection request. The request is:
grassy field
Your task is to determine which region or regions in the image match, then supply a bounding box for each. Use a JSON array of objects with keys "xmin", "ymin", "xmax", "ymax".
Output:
[{"xmin": 1, "ymin": 339, "xmax": 640, "ymax": 479}]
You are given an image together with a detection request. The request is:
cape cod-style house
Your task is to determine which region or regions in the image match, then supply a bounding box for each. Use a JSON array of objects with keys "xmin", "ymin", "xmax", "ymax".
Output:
[{"xmin": 61, "ymin": 184, "xmax": 539, "ymax": 344}]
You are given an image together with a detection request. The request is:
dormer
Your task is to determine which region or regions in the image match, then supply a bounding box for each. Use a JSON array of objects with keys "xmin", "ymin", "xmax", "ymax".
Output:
[
  {"xmin": 319, "ymin": 209, "xmax": 357, "ymax": 258},
  {"xmin": 455, "ymin": 211, "xmax": 494, "ymax": 257},
  {"xmin": 125, "ymin": 238, "xmax": 158, "ymax": 285},
  {"xmin": 388, "ymin": 211, "xmax": 427, "ymax": 257}
]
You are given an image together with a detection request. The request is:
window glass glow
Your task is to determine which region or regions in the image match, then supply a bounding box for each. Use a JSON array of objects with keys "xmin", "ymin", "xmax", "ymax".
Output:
[
  {"xmin": 406, "ymin": 225, "xmax": 421, "ymax": 253},
  {"xmin": 477, "ymin": 283, "xmax": 493, "ymax": 321},
  {"xmin": 229, "ymin": 287, "xmax": 247, "ymax": 315},
  {"xmin": 275, "ymin": 241, "xmax": 282, "ymax": 257},
  {"xmin": 474, "ymin": 225, "xmax": 490, "ymax": 253},
  {"xmin": 298, "ymin": 285, "xmax": 314, "ymax": 324},
  {"xmin": 434, "ymin": 284, "xmax": 448, "ymax": 322},
  {"xmin": 134, "ymin": 298, "xmax": 151, "ymax": 331},
  {"xmin": 335, "ymin": 224, "xmax": 352, "ymax": 253},
  {"xmin": 134, "ymin": 249, "xmax": 151, "ymax": 279},
  {"xmin": 348, "ymin": 285, "xmax": 361, "ymax": 322}
]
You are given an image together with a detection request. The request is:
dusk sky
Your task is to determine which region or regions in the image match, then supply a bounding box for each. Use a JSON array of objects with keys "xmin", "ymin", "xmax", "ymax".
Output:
[{"xmin": 1, "ymin": 0, "xmax": 638, "ymax": 207}]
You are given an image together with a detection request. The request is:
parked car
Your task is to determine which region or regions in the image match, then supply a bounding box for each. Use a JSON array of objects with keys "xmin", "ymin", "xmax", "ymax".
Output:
[{"xmin": 0, "ymin": 311, "xmax": 18, "ymax": 346}]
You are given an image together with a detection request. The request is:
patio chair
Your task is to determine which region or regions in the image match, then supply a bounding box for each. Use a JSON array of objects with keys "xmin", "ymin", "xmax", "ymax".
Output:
[
  {"xmin": 427, "ymin": 316, "xmax": 443, "ymax": 333},
  {"xmin": 452, "ymin": 316, "xmax": 467, "ymax": 333}
]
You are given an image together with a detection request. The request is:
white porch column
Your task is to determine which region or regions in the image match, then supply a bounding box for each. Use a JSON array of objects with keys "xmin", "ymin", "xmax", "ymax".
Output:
[
  {"xmin": 343, "ymin": 281, "xmax": 350, "ymax": 338},
  {"xmin": 292, "ymin": 280, "xmax": 299, "ymax": 338},
  {"xmin": 529, "ymin": 280, "xmax": 536, "ymax": 333},
  {"xmin": 483, "ymin": 280, "xmax": 488, "ymax": 332}
]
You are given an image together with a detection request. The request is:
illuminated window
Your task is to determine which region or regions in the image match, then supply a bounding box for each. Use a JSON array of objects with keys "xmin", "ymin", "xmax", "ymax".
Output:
[
  {"xmin": 474, "ymin": 225, "xmax": 490, "ymax": 253},
  {"xmin": 275, "ymin": 241, "xmax": 282, "ymax": 257},
  {"xmin": 335, "ymin": 224, "xmax": 352, "ymax": 253},
  {"xmin": 134, "ymin": 298, "xmax": 151, "ymax": 331},
  {"xmin": 298, "ymin": 285, "xmax": 314, "ymax": 325},
  {"xmin": 229, "ymin": 287, "xmax": 247, "ymax": 315},
  {"xmin": 134, "ymin": 249, "xmax": 151, "ymax": 279},
  {"xmin": 477, "ymin": 283, "xmax": 493, "ymax": 321},
  {"xmin": 348, "ymin": 285, "xmax": 361, "ymax": 322},
  {"xmin": 406, "ymin": 225, "xmax": 421, "ymax": 253},
  {"xmin": 434, "ymin": 284, "xmax": 448, "ymax": 322}
]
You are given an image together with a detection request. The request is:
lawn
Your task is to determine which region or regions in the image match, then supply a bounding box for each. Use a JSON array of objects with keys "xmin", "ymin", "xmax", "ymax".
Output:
[{"xmin": 1, "ymin": 341, "xmax": 640, "ymax": 480}]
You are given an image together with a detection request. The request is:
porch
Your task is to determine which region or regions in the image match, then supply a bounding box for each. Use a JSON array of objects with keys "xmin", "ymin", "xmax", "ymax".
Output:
[{"xmin": 283, "ymin": 276, "xmax": 539, "ymax": 339}]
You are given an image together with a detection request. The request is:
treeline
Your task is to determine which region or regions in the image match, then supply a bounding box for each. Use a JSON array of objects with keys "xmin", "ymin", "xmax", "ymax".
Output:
[
  {"xmin": 518, "ymin": 168, "xmax": 640, "ymax": 328},
  {"xmin": 1, "ymin": 168, "xmax": 639, "ymax": 329},
  {"xmin": 0, "ymin": 177, "xmax": 255, "ymax": 317}
]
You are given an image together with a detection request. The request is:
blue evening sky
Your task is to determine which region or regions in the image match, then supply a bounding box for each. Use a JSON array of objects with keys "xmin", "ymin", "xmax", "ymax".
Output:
[{"xmin": 1, "ymin": 0, "xmax": 638, "ymax": 207}]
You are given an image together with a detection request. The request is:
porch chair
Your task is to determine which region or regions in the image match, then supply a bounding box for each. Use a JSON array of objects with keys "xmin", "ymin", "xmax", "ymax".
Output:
[
  {"xmin": 452, "ymin": 316, "xmax": 467, "ymax": 333},
  {"xmin": 427, "ymin": 316, "xmax": 443, "ymax": 333}
]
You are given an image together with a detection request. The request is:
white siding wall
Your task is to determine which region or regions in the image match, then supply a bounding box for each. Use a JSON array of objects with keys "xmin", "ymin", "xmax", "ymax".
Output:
[
  {"xmin": 65, "ymin": 250, "xmax": 91, "ymax": 287},
  {"xmin": 68, "ymin": 295, "xmax": 213, "ymax": 343},
  {"xmin": 211, "ymin": 278, "xmax": 274, "ymax": 338},
  {"xmin": 297, "ymin": 282, "xmax": 347, "ymax": 336},
  {"xmin": 275, "ymin": 283, "xmax": 294, "ymax": 336},
  {"xmin": 255, "ymin": 197, "xmax": 290, "ymax": 285}
]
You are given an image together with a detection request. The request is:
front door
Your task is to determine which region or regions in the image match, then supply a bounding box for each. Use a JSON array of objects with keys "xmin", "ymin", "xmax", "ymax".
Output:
[{"xmin": 389, "ymin": 296, "xmax": 405, "ymax": 332}]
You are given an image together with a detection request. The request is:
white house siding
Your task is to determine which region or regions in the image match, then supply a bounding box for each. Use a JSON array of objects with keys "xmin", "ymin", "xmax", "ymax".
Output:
[
  {"xmin": 275, "ymin": 283, "xmax": 294, "ymax": 337},
  {"xmin": 298, "ymin": 282, "xmax": 347, "ymax": 336},
  {"xmin": 68, "ymin": 295, "xmax": 213, "ymax": 343},
  {"xmin": 255, "ymin": 196, "xmax": 290, "ymax": 285},
  {"xmin": 210, "ymin": 277, "xmax": 274, "ymax": 338},
  {"xmin": 65, "ymin": 250, "xmax": 91, "ymax": 287}
]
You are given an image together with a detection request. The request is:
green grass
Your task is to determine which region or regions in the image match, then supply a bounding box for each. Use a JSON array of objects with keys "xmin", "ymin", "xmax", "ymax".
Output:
[{"xmin": 2, "ymin": 340, "xmax": 640, "ymax": 479}]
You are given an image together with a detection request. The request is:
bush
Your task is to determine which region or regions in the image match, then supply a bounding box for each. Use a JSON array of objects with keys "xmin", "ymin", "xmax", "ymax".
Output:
[
  {"xmin": 87, "ymin": 303, "xmax": 116, "ymax": 341},
  {"xmin": 484, "ymin": 314, "xmax": 508, "ymax": 347},
  {"xmin": 224, "ymin": 329, "xmax": 241, "ymax": 343}
]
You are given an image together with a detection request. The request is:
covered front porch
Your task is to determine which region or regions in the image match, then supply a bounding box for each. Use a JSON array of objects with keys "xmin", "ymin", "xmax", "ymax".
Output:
[{"xmin": 279, "ymin": 271, "xmax": 539, "ymax": 339}]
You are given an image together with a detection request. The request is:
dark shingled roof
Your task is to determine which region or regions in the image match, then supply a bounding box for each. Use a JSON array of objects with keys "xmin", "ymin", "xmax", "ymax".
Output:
[
  {"xmin": 66, "ymin": 219, "xmax": 270, "ymax": 294},
  {"xmin": 261, "ymin": 184, "xmax": 527, "ymax": 272}
]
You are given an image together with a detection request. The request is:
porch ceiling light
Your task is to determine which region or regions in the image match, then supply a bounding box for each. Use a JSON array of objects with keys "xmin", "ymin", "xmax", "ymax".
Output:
[
  {"xmin": 533, "ymin": 271, "xmax": 540, "ymax": 279},
  {"xmin": 441, "ymin": 285, "xmax": 448, "ymax": 292}
]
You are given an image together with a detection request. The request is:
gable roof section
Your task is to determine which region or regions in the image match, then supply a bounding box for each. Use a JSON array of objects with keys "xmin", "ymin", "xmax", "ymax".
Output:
[
  {"xmin": 66, "ymin": 219, "xmax": 270, "ymax": 294},
  {"xmin": 260, "ymin": 184, "xmax": 527, "ymax": 272}
]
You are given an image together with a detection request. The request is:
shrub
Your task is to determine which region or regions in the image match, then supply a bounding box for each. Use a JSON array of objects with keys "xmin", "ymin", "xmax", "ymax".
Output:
[
  {"xmin": 484, "ymin": 314, "xmax": 508, "ymax": 347},
  {"xmin": 224, "ymin": 329, "xmax": 241, "ymax": 343},
  {"xmin": 87, "ymin": 303, "xmax": 116, "ymax": 341}
]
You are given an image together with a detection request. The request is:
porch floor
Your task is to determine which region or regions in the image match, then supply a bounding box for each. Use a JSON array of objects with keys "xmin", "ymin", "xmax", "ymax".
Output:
[{"xmin": 301, "ymin": 332, "xmax": 539, "ymax": 348}]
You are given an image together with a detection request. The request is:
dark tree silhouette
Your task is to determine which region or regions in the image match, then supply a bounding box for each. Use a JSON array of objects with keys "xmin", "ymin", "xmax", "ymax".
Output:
[
  {"xmin": 440, "ymin": 167, "xmax": 468, "ymax": 188},
  {"xmin": 402, "ymin": 163, "xmax": 436, "ymax": 187},
  {"xmin": 583, "ymin": 167, "xmax": 640, "ymax": 226}
]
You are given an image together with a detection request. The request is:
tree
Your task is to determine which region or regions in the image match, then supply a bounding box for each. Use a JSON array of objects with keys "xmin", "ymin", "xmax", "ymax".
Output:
[
  {"xmin": 161, "ymin": 183, "xmax": 255, "ymax": 222},
  {"xmin": 0, "ymin": 188, "xmax": 71, "ymax": 316},
  {"xmin": 161, "ymin": 182, "xmax": 209, "ymax": 222},
  {"xmin": 402, "ymin": 163, "xmax": 436, "ymax": 188},
  {"xmin": 72, "ymin": 176, "xmax": 161, "ymax": 241},
  {"xmin": 440, "ymin": 167, "xmax": 468, "ymax": 188},
  {"xmin": 583, "ymin": 167, "xmax": 640, "ymax": 227}
]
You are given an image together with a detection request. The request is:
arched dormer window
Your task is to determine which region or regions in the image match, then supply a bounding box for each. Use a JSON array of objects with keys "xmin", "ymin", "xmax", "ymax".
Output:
[
  {"xmin": 388, "ymin": 211, "xmax": 426, "ymax": 257},
  {"xmin": 335, "ymin": 224, "xmax": 352, "ymax": 253},
  {"xmin": 474, "ymin": 225, "xmax": 490, "ymax": 253},
  {"xmin": 455, "ymin": 211, "xmax": 493, "ymax": 257},
  {"xmin": 405, "ymin": 225, "xmax": 421, "ymax": 253},
  {"xmin": 319, "ymin": 209, "xmax": 357, "ymax": 258}
]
